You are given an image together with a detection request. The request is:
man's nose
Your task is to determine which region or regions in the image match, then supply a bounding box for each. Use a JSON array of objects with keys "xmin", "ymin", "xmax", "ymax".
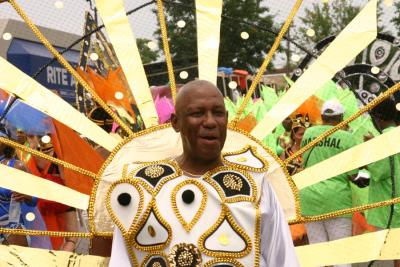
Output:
[{"xmin": 203, "ymin": 112, "xmax": 217, "ymax": 127}]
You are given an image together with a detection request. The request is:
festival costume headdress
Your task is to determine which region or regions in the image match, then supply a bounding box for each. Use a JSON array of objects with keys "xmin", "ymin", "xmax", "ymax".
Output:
[{"xmin": 0, "ymin": 0, "xmax": 400, "ymax": 266}]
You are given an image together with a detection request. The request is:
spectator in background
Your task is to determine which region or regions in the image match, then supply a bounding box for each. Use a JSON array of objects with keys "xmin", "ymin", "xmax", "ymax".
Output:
[
  {"xmin": 88, "ymin": 106, "xmax": 114, "ymax": 159},
  {"xmin": 366, "ymin": 100, "xmax": 400, "ymax": 267},
  {"xmin": 0, "ymin": 126, "xmax": 37, "ymax": 246},
  {"xmin": 300, "ymin": 100, "xmax": 360, "ymax": 267},
  {"xmin": 27, "ymin": 138, "xmax": 79, "ymax": 251}
]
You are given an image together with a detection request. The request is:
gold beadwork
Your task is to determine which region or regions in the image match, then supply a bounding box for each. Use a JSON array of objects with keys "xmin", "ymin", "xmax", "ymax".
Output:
[
  {"xmin": 198, "ymin": 204, "xmax": 252, "ymax": 258},
  {"xmin": 222, "ymin": 145, "xmax": 269, "ymax": 173},
  {"xmin": 168, "ymin": 243, "xmax": 202, "ymax": 267},
  {"xmin": 156, "ymin": 0, "xmax": 177, "ymax": 104},
  {"xmin": 203, "ymin": 166, "xmax": 257, "ymax": 203},
  {"xmin": 231, "ymin": 0, "xmax": 303, "ymax": 126},
  {"xmin": 152, "ymin": 263, "xmax": 162, "ymax": 267},
  {"xmin": 171, "ymin": 179, "xmax": 208, "ymax": 232},
  {"xmin": 140, "ymin": 252, "xmax": 169, "ymax": 267},
  {"xmin": 131, "ymin": 198, "xmax": 172, "ymax": 252},
  {"xmin": 0, "ymin": 137, "xmax": 97, "ymax": 179},
  {"xmin": 8, "ymin": 0, "xmax": 134, "ymax": 137},
  {"xmin": 203, "ymin": 258, "xmax": 245, "ymax": 267},
  {"xmin": 145, "ymin": 165, "xmax": 165, "ymax": 179},
  {"xmin": 223, "ymin": 174, "xmax": 243, "ymax": 191}
]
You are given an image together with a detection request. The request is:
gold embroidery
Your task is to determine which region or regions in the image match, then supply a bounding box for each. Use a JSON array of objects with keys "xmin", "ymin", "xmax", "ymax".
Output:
[
  {"xmin": 171, "ymin": 179, "xmax": 207, "ymax": 232},
  {"xmin": 203, "ymin": 166, "xmax": 257, "ymax": 203},
  {"xmin": 140, "ymin": 252, "xmax": 169, "ymax": 267},
  {"xmin": 148, "ymin": 226, "xmax": 156, "ymax": 237},
  {"xmin": 198, "ymin": 204, "xmax": 252, "ymax": 258},
  {"xmin": 223, "ymin": 174, "xmax": 243, "ymax": 191},
  {"xmin": 168, "ymin": 243, "xmax": 202, "ymax": 267},
  {"xmin": 203, "ymin": 258, "xmax": 245, "ymax": 267},
  {"xmin": 152, "ymin": 263, "xmax": 162, "ymax": 267},
  {"xmin": 132, "ymin": 198, "xmax": 172, "ymax": 251},
  {"xmin": 222, "ymin": 145, "xmax": 269, "ymax": 173},
  {"xmin": 145, "ymin": 165, "xmax": 165, "ymax": 178}
]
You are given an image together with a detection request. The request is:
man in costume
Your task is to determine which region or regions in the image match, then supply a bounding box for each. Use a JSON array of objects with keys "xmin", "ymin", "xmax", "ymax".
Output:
[
  {"xmin": 107, "ymin": 80, "xmax": 298, "ymax": 266},
  {"xmin": 300, "ymin": 99, "xmax": 359, "ymax": 267}
]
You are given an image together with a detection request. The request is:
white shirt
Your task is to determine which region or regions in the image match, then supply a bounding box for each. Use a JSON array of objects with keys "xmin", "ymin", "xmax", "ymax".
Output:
[{"xmin": 260, "ymin": 179, "xmax": 300, "ymax": 266}]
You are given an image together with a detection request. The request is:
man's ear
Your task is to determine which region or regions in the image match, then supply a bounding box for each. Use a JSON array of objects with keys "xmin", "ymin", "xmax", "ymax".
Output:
[{"xmin": 171, "ymin": 113, "xmax": 180, "ymax": 132}]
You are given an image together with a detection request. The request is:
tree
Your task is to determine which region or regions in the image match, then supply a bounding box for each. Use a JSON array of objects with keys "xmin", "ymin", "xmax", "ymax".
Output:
[
  {"xmin": 296, "ymin": 0, "xmax": 361, "ymax": 45},
  {"xmin": 153, "ymin": 0, "xmax": 277, "ymax": 72},
  {"xmin": 391, "ymin": 1, "xmax": 400, "ymax": 36},
  {"xmin": 137, "ymin": 38, "xmax": 159, "ymax": 64}
]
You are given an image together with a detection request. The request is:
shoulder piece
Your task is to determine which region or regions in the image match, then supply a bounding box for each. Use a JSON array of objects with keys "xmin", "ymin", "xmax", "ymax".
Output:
[
  {"xmin": 204, "ymin": 166, "xmax": 257, "ymax": 203},
  {"xmin": 222, "ymin": 145, "xmax": 268, "ymax": 173}
]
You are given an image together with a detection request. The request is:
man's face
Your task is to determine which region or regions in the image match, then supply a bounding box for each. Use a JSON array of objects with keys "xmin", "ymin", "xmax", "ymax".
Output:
[{"xmin": 172, "ymin": 85, "xmax": 228, "ymax": 162}]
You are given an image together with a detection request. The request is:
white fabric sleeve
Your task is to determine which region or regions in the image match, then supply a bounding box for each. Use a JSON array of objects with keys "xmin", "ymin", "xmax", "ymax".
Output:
[
  {"xmin": 260, "ymin": 178, "xmax": 300, "ymax": 267},
  {"xmin": 109, "ymin": 228, "xmax": 131, "ymax": 267}
]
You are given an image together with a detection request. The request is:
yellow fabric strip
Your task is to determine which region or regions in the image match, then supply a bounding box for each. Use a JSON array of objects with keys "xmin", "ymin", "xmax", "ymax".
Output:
[
  {"xmin": 0, "ymin": 245, "xmax": 109, "ymax": 266},
  {"xmin": 95, "ymin": 0, "xmax": 159, "ymax": 128},
  {"xmin": 293, "ymin": 125, "xmax": 400, "ymax": 189},
  {"xmin": 0, "ymin": 164, "xmax": 89, "ymax": 210},
  {"xmin": 251, "ymin": 0, "xmax": 377, "ymax": 140},
  {"xmin": 195, "ymin": 0, "xmax": 223, "ymax": 84},
  {"xmin": 296, "ymin": 228, "xmax": 400, "ymax": 266},
  {"xmin": 0, "ymin": 57, "xmax": 118, "ymax": 152}
]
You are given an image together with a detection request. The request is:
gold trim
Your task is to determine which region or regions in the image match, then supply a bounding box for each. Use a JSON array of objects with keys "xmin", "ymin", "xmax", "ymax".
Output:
[
  {"xmin": 128, "ymin": 160, "xmax": 182, "ymax": 196},
  {"xmin": 228, "ymin": 126, "xmax": 301, "ymax": 223},
  {"xmin": 203, "ymin": 258, "xmax": 245, "ymax": 267},
  {"xmin": 105, "ymin": 179, "xmax": 144, "ymax": 234},
  {"xmin": 231, "ymin": 0, "xmax": 303, "ymax": 126},
  {"xmin": 140, "ymin": 252, "xmax": 169, "ymax": 267},
  {"xmin": 131, "ymin": 198, "xmax": 172, "ymax": 252},
  {"xmin": 198, "ymin": 204, "xmax": 252, "ymax": 258},
  {"xmin": 203, "ymin": 166, "xmax": 257, "ymax": 203},
  {"xmin": 89, "ymin": 124, "xmax": 171, "ymax": 235},
  {"xmin": 222, "ymin": 145, "xmax": 269, "ymax": 173},
  {"xmin": 171, "ymin": 179, "xmax": 208, "ymax": 232},
  {"xmin": 0, "ymin": 228, "xmax": 92, "ymax": 238},
  {"xmin": 8, "ymin": 0, "xmax": 134, "ymax": 137},
  {"xmin": 254, "ymin": 201, "xmax": 261, "ymax": 267},
  {"xmin": 0, "ymin": 137, "xmax": 97, "ymax": 179},
  {"xmin": 156, "ymin": 0, "xmax": 177, "ymax": 104}
]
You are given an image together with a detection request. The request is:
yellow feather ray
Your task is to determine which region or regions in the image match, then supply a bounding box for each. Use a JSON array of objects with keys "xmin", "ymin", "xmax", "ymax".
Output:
[
  {"xmin": 95, "ymin": 0, "xmax": 159, "ymax": 128},
  {"xmin": 251, "ymin": 0, "xmax": 377, "ymax": 140},
  {"xmin": 0, "ymin": 57, "xmax": 118, "ymax": 152},
  {"xmin": 296, "ymin": 228, "xmax": 400, "ymax": 266},
  {"xmin": 0, "ymin": 164, "xmax": 89, "ymax": 210},
  {"xmin": 196, "ymin": 0, "xmax": 223, "ymax": 84},
  {"xmin": 293, "ymin": 125, "xmax": 400, "ymax": 189}
]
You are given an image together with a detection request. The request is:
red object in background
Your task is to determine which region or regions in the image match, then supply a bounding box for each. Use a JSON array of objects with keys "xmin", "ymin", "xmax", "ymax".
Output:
[{"xmin": 232, "ymin": 70, "xmax": 249, "ymax": 91}]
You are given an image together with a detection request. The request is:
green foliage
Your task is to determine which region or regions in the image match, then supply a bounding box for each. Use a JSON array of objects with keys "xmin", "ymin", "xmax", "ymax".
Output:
[
  {"xmin": 297, "ymin": 0, "xmax": 361, "ymax": 44},
  {"xmin": 154, "ymin": 0, "xmax": 277, "ymax": 72},
  {"xmin": 137, "ymin": 38, "xmax": 159, "ymax": 64}
]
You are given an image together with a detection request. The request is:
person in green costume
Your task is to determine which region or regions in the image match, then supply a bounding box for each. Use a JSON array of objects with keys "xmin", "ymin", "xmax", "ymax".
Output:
[
  {"xmin": 300, "ymin": 100, "xmax": 360, "ymax": 267},
  {"xmin": 366, "ymin": 100, "xmax": 400, "ymax": 267}
]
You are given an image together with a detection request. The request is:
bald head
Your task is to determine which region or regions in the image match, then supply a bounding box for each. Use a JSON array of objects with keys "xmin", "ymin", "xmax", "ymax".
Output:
[
  {"xmin": 171, "ymin": 79, "xmax": 228, "ymax": 164},
  {"xmin": 175, "ymin": 80, "xmax": 223, "ymax": 115}
]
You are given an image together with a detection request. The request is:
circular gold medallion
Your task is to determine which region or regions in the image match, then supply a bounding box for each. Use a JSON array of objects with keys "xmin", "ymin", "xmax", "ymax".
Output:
[
  {"xmin": 145, "ymin": 165, "xmax": 165, "ymax": 178},
  {"xmin": 168, "ymin": 243, "xmax": 202, "ymax": 267}
]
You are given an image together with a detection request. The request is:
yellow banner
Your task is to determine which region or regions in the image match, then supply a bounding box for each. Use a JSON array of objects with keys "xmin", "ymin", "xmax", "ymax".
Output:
[
  {"xmin": 196, "ymin": 0, "xmax": 223, "ymax": 84},
  {"xmin": 293, "ymin": 125, "xmax": 400, "ymax": 189},
  {"xmin": 95, "ymin": 0, "xmax": 159, "ymax": 128},
  {"xmin": 296, "ymin": 228, "xmax": 400, "ymax": 266},
  {"xmin": 251, "ymin": 0, "xmax": 377, "ymax": 140},
  {"xmin": 0, "ymin": 164, "xmax": 89, "ymax": 210},
  {"xmin": 0, "ymin": 57, "xmax": 118, "ymax": 151}
]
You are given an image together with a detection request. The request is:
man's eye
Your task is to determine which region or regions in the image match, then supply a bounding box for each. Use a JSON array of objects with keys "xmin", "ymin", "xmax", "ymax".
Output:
[{"xmin": 190, "ymin": 112, "xmax": 203, "ymax": 117}]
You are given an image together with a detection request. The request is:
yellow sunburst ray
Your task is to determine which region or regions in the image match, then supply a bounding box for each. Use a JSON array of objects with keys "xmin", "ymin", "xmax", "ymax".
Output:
[
  {"xmin": 293, "ymin": 125, "xmax": 400, "ymax": 189},
  {"xmin": 0, "ymin": 137, "xmax": 97, "ymax": 179},
  {"xmin": 251, "ymin": 0, "xmax": 377, "ymax": 140},
  {"xmin": 0, "ymin": 57, "xmax": 118, "ymax": 152},
  {"xmin": 95, "ymin": 0, "xmax": 159, "ymax": 128},
  {"xmin": 195, "ymin": 0, "xmax": 223, "ymax": 85},
  {"xmin": 296, "ymin": 228, "xmax": 400, "ymax": 266},
  {"xmin": 0, "ymin": 164, "xmax": 89, "ymax": 210},
  {"xmin": 232, "ymin": 0, "xmax": 303, "ymax": 126}
]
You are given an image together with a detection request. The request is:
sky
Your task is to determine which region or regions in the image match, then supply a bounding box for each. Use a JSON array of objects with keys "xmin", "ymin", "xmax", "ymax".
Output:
[{"xmin": 0, "ymin": 0, "xmax": 397, "ymax": 67}]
